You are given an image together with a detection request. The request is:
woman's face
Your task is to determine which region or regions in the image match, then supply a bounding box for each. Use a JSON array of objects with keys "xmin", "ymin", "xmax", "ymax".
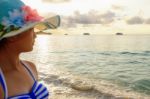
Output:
[{"xmin": 15, "ymin": 28, "xmax": 37, "ymax": 52}]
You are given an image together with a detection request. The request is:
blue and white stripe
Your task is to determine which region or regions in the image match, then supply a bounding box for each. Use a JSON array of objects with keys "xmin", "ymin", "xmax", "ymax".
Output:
[
  {"xmin": 0, "ymin": 68, "xmax": 8, "ymax": 99},
  {"xmin": 8, "ymin": 82, "xmax": 49, "ymax": 99}
]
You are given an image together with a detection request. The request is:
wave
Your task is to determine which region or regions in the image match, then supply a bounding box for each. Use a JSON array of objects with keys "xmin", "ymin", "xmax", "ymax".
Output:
[
  {"xmin": 39, "ymin": 67, "xmax": 150, "ymax": 99},
  {"xmin": 119, "ymin": 51, "xmax": 150, "ymax": 56},
  {"xmin": 131, "ymin": 79, "xmax": 150, "ymax": 95}
]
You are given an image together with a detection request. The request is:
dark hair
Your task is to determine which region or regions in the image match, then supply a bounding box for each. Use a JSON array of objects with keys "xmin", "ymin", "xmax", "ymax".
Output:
[{"xmin": 0, "ymin": 38, "xmax": 7, "ymax": 49}]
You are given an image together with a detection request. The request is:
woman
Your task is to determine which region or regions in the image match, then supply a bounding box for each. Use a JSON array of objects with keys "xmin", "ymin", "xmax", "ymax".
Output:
[
  {"xmin": 0, "ymin": 0, "xmax": 60, "ymax": 99},
  {"xmin": 0, "ymin": 28, "xmax": 49, "ymax": 99}
]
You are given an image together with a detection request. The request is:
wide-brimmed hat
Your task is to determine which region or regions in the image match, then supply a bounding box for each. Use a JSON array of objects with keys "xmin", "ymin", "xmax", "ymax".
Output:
[{"xmin": 0, "ymin": 0, "xmax": 60, "ymax": 40}]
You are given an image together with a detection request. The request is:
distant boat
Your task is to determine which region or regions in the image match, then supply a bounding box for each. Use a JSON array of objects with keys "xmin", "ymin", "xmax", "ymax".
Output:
[
  {"xmin": 64, "ymin": 33, "xmax": 68, "ymax": 35},
  {"xmin": 116, "ymin": 32, "xmax": 123, "ymax": 35},
  {"xmin": 83, "ymin": 33, "xmax": 90, "ymax": 35}
]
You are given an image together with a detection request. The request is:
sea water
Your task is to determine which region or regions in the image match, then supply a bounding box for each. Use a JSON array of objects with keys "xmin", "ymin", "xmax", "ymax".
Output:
[{"xmin": 21, "ymin": 34, "xmax": 150, "ymax": 99}]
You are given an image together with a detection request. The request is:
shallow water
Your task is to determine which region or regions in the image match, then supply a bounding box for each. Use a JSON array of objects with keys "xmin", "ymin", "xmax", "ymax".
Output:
[{"xmin": 21, "ymin": 34, "xmax": 150, "ymax": 99}]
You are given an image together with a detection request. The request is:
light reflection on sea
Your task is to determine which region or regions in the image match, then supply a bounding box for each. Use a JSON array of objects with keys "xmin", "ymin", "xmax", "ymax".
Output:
[{"xmin": 21, "ymin": 34, "xmax": 150, "ymax": 99}]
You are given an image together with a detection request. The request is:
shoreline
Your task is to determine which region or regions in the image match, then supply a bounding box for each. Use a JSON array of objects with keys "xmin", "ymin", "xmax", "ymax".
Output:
[{"xmin": 38, "ymin": 66, "xmax": 150, "ymax": 99}]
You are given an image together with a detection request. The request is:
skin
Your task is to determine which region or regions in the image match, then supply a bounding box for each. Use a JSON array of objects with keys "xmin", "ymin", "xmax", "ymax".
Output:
[{"xmin": 0, "ymin": 28, "xmax": 38, "ymax": 98}]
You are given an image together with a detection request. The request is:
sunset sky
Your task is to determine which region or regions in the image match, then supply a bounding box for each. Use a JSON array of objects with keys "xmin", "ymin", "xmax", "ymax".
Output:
[{"xmin": 22, "ymin": 0, "xmax": 150, "ymax": 34}]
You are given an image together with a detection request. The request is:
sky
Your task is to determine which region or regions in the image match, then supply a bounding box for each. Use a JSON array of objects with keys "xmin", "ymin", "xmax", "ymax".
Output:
[{"xmin": 22, "ymin": 0, "xmax": 150, "ymax": 35}]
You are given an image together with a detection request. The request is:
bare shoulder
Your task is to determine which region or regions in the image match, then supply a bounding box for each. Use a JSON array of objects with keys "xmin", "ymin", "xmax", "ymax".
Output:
[
  {"xmin": 22, "ymin": 60, "xmax": 38, "ymax": 80},
  {"xmin": 0, "ymin": 85, "xmax": 4, "ymax": 99}
]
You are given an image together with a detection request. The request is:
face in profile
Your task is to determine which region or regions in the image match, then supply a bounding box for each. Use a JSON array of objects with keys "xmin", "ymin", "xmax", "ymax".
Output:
[
  {"xmin": 21, "ymin": 28, "xmax": 37, "ymax": 52},
  {"xmin": 10, "ymin": 28, "xmax": 37, "ymax": 52}
]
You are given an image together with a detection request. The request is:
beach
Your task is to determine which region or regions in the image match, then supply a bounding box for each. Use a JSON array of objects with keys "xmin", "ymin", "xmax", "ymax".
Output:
[
  {"xmin": 37, "ymin": 65, "xmax": 149, "ymax": 99},
  {"xmin": 21, "ymin": 34, "xmax": 150, "ymax": 99}
]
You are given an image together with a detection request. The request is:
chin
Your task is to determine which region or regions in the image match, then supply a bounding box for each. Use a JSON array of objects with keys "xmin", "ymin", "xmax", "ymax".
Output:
[
  {"xmin": 28, "ymin": 47, "xmax": 33, "ymax": 51},
  {"xmin": 23, "ymin": 47, "xmax": 33, "ymax": 52}
]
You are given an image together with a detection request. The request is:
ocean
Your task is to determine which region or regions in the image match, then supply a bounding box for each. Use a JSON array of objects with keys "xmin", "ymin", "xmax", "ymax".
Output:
[{"xmin": 21, "ymin": 34, "xmax": 150, "ymax": 99}]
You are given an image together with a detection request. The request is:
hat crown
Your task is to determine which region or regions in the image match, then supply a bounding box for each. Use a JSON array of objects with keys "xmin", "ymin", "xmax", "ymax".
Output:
[
  {"xmin": 0, "ymin": 0, "xmax": 43, "ymax": 39},
  {"xmin": 0, "ymin": 0, "xmax": 60, "ymax": 40},
  {"xmin": 0, "ymin": 0, "xmax": 24, "ymax": 22}
]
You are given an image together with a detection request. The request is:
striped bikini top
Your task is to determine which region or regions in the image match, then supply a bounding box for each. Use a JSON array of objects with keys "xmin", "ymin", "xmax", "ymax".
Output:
[{"xmin": 0, "ymin": 61, "xmax": 49, "ymax": 99}]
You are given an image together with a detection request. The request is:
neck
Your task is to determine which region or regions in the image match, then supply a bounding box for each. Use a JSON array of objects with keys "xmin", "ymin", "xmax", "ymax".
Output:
[{"xmin": 0, "ymin": 47, "xmax": 21, "ymax": 72}]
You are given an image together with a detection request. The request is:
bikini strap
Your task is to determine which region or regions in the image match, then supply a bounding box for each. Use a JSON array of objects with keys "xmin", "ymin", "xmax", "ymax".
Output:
[
  {"xmin": 0, "ymin": 68, "xmax": 8, "ymax": 99},
  {"xmin": 21, "ymin": 61, "xmax": 36, "ymax": 82}
]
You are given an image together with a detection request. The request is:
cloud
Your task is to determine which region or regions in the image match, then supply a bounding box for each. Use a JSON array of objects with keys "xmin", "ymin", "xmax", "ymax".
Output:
[
  {"xmin": 126, "ymin": 16, "xmax": 144, "ymax": 25},
  {"xmin": 42, "ymin": 0, "xmax": 70, "ymax": 3},
  {"xmin": 73, "ymin": 10, "xmax": 102, "ymax": 24},
  {"xmin": 100, "ymin": 11, "xmax": 116, "ymax": 24},
  {"xmin": 62, "ymin": 10, "xmax": 116, "ymax": 28},
  {"xmin": 62, "ymin": 10, "xmax": 150, "ymax": 28},
  {"xmin": 145, "ymin": 18, "xmax": 150, "ymax": 24},
  {"xmin": 61, "ymin": 16, "xmax": 77, "ymax": 28}
]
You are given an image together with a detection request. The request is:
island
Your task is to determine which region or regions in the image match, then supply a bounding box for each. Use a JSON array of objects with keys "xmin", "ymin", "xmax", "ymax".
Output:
[
  {"xmin": 116, "ymin": 32, "xmax": 123, "ymax": 35},
  {"xmin": 64, "ymin": 33, "xmax": 68, "ymax": 35},
  {"xmin": 36, "ymin": 31, "xmax": 52, "ymax": 35},
  {"xmin": 83, "ymin": 33, "xmax": 90, "ymax": 35}
]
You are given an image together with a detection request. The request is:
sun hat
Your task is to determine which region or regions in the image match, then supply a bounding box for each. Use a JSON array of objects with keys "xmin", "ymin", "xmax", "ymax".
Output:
[{"xmin": 0, "ymin": 0, "xmax": 60, "ymax": 40}]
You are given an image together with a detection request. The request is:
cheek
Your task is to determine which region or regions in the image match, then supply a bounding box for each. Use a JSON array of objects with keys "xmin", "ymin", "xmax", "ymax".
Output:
[
  {"xmin": 30, "ymin": 32, "xmax": 36, "ymax": 40},
  {"xmin": 28, "ymin": 33, "xmax": 34, "ymax": 41}
]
